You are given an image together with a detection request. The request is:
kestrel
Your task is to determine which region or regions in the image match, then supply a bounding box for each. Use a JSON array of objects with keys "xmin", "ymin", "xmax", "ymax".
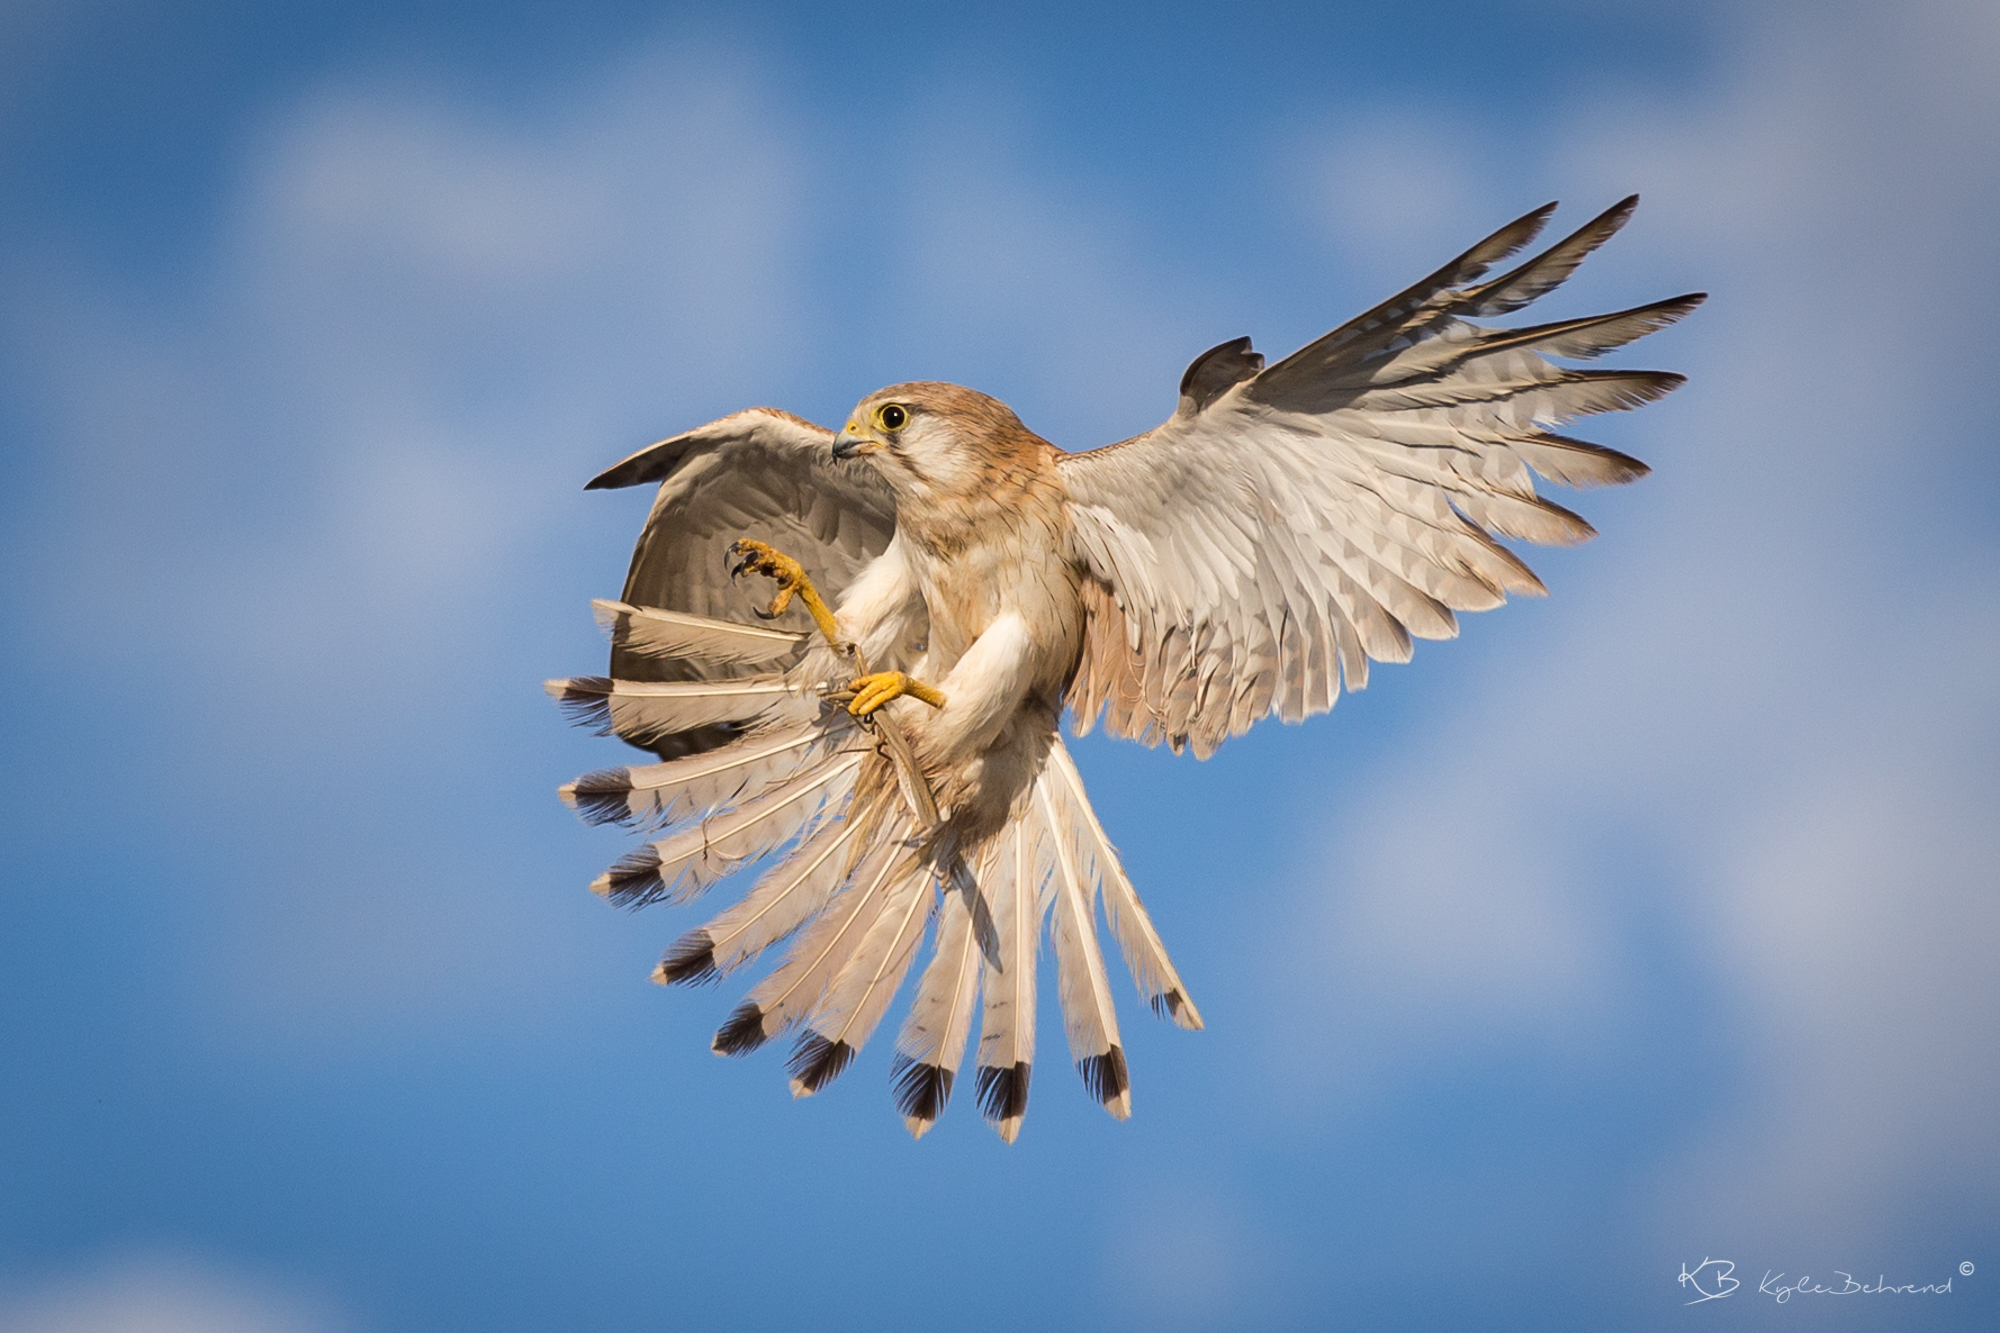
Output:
[{"xmin": 548, "ymin": 197, "xmax": 1700, "ymax": 1140}]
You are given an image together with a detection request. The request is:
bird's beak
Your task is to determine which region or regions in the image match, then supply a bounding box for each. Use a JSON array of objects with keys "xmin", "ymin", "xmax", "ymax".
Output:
[{"xmin": 831, "ymin": 422, "xmax": 873, "ymax": 460}]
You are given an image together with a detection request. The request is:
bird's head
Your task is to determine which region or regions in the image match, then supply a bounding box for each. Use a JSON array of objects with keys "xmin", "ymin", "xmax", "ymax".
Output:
[{"xmin": 832, "ymin": 382, "xmax": 1043, "ymax": 499}]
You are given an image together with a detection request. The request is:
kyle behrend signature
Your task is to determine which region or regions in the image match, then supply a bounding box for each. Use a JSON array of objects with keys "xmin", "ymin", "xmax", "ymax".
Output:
[
  {"xmin": 1758, "ymin": 1271, "xmax": 1953, "ymax": 1302},
  {"xmin": 1680, "ymin": 1258, "xmax": 1964, "ymax": 1304},
  {"xmin": 1679, "ymin": 1259, "xmax": 1738, "ymax": 1304}
]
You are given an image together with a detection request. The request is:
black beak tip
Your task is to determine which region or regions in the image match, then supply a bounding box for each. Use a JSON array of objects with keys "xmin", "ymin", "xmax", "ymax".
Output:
[{"xmin": 831, "ymin": 438, "xmax": 858, "ymax": 460}]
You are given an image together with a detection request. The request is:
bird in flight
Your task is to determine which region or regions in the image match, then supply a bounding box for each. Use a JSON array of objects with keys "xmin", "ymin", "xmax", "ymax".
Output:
[{"xmin": 548, "ymin": 197, "xmax": 1700, "ymax": 1141}]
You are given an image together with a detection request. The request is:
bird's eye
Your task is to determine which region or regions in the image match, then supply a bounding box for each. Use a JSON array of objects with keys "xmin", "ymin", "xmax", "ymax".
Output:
[{"xmin": 876, "ymin": 403, "xmax": 908, "ymax": 431}]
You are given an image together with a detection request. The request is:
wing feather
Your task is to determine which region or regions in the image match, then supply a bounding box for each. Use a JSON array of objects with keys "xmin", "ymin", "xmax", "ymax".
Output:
[
  {"xmin": 583, "ymin": 408, "xmax": 901, "ymax": 753},
  {"xmin": 1062, "ymin": 199, "xmax": 1700, "ymax": 754}
]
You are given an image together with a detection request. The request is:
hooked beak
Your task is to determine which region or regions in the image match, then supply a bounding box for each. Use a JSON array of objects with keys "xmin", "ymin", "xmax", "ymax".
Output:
[{"xmin": 831, "ymin": 425, "xmax": 872, "ymax": 460}]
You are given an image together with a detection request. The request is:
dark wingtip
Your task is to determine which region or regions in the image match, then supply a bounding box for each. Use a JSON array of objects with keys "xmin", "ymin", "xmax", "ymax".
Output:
[
  {"xmin": 712, "ymin": 1002, "xmax": 770, "ymax": 1056},
  {"xmin": 1079, "ymin": 1046, "xmax": 1130, "ymax": 1106},
  {"xmin": 891, "ymin": 1056, "xmax": 956, "ymax": 1124},
  {"xmin": 584, "ymin": 462, "xmax": 649, "ymax": 491},
  {"xmin": 585, "ymin": 435, "xmax": 691, "ymax": 491},
  {"xmin": 655, "ymin": 930, "xmax": 718, "ymax": 986},
  {"xmin": 1646, "ymin": 293, "xmax": 1708, "ymax": 327},
  {"xmin": 1464, "ymin": 199, "xmax": 1560, "ymax": 273},
  {"xmin": 975, "ymin": 1061, "xmax": 1031, "ymax": 1124},
  {"xmin": 547, "ymin": 676, "xmax": 615, "ymax": 736},
  {"xmin": 1594, "ymin": 194, "xmax": 1641, "ymax": 238},
  {"xmin": 1177, "ymin": 336, "xmax": 1265, "ymax": 415},
  {"xmin": 787, "ymin": 1031, "xmax": 855, "ymax": 1094},
  {"xmin": 594, "ymin": 845, "xmax": 663, "ymax": 908},
  {"xmin": 565, "ymin": 767, "xmax": 638, "ymax": 827}
]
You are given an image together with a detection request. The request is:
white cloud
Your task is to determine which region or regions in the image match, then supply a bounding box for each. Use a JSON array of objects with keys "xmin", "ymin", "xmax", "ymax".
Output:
[
  {"xmin": 0, "ymin": 1255, "xmax": 346, "ymax": 1333},
  {"xmin": 1, "ymin": 35, "xmax": 820, "ymax": 1047},
  {"xmin": 1265, "ymin": 0, "xmax": 2000, "ymax": 1257},
  {"xmin": 0, "ymin": 29, "xmax": 1212, "ymax": 1054},
  {"xmin": 7, "ymin": 2, "xmax": 1995, "ymax": 1286}
]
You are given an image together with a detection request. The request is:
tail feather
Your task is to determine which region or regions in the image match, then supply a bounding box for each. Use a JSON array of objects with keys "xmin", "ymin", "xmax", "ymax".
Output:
[
  {"xmin": 974, "ymin": 821, "xmax": 1046, "ymax": 1143},
  {"xmin": 561, "ymin": 724, "xmax": 834, "ymax": 829},
  {"xmin": 557, "ymin": 586, "xmax": 1207, "ymax": 1133},
  {"xmin": 788, "ymin": 854, "xmax": 937, "ymax": 1099},
  {"xmin": 591, "ymin": 753, "xmax": 861, "ymax": 908},
  {"xmin": 593, "ymin": 599, "xmax": 804, "ymax": 669},
  {"xmin": 711, "ymin": 821, "xmax": 913, "ymax": 1056},
  {"xmin": 655, "ymin": 800, "xmax": 879, "ymax": 985},
  {"xmin": 1046, "ymin": 742, "xmax": 1203, "ymax": 1030},
  {"xmin": 1037, "ymin": 774, "xmax": 1131, "ymax": 1120},
  {"xmin": 544, "ymin": 674, "xmax": 809, "ymax": 747},
  {"xmin": 891, "ymin": 862, "xmax": 984, "ymax": 1137}
]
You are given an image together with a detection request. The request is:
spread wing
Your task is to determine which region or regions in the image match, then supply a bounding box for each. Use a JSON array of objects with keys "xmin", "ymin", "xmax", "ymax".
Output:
[
  {"xmin": 583, "ymin": 407, "xmax": 899, "ymax": 751},
  {"xmin": 1060, "ymin": 197, "xmax": 1703, "ymax": 758}
]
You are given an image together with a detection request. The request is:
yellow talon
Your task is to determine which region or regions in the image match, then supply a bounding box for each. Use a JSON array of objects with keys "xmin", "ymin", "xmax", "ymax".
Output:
[
  {"xmin": 848, "ymin": 671, "xmax": 946, "ymax": 717},
  {"xmin": 728, "ymin": 538, "xmax": 841, "ymax": 646},
  {"xmin": 726, "ymin": 543, "xmax": 944, "ymax": 827}
]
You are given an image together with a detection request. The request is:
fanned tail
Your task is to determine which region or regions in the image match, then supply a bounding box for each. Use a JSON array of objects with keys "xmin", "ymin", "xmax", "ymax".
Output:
[{"xmin": 558, "ymin": 600, "xmax": 1202, "ymax": 1135}]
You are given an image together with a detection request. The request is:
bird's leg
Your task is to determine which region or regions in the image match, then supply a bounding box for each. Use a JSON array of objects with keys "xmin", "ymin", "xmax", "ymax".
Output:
[
  {"xmin": 728, "ymin": 539, "xmax": 947, "ymax": 718},
  {"xmin": 727, "ymin": 538, "xmax": 841, "ymax": 646},
  {"xmin": 847, "ymin": 670, "xmax": 947, "ymax": 718},
  {"xmin": 727, "ymin": 536, "xmax": 946, "ymax": 826}
]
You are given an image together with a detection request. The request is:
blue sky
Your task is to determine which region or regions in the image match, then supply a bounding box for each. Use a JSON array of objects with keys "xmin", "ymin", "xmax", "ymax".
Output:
[{"xmin": 2, "ymin": 3, "xmax": 1996, "ymax": 1330}]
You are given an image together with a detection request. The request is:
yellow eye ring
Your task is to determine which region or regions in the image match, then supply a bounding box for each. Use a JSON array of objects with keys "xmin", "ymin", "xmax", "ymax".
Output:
[{"xmin": 875, "ymin": 403, "xmax": 909, "ymax": 431}]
